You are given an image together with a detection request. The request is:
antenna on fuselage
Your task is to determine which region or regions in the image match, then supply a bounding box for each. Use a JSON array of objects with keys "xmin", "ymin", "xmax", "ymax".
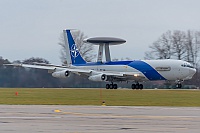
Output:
[{"xmin": 83, "ymin": 37, "xmax": 126, "ymax": 62}]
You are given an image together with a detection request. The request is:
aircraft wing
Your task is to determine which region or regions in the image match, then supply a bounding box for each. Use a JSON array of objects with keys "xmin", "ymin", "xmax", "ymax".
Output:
[
  {"xmin": 4, "ymin": 63, "xmax": 146, "ymax": 82},
  {"xmin": 4, "ymin": 63, "xmax": 92, "ymax": 76}
]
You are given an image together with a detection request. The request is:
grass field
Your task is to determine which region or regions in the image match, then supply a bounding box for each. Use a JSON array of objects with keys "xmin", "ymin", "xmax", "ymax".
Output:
[{"xmin": 0, "ymin": 88, "xmax": 200, "ymax": 106}]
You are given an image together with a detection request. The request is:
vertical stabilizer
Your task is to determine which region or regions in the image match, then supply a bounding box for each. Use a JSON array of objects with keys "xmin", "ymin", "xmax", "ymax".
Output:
[{"xmin": 63, "ymin": 30, "xmax": 86, "ymax": 65}]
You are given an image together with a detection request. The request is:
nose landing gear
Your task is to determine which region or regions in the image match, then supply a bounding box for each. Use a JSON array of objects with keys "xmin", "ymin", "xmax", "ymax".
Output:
[
  {"xmin": 175, "ymin": 80, "xmax": 183, "ymax": 88},
  {"xmin": 176, "ymin": 83, "xmax": 182, "ymax": 88}
]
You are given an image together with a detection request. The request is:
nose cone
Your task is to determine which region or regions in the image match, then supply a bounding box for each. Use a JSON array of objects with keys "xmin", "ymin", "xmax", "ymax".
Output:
[
  {"xmin": 187, "ymin": 68, "xmax": 196, "ymax": 80},
  {"xmin": 189, "ymin": 68, "xmax": 196, "ymax": 76}
]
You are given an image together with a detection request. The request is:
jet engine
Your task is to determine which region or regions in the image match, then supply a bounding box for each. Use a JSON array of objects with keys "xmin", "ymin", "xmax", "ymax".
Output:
[
  {"xmin": 52, "ymin": 70, "xmax": 70, "ymax": 78},
  {"xmin": 88, "ymin": 74, "xmax": 108, "ymax": 81}
]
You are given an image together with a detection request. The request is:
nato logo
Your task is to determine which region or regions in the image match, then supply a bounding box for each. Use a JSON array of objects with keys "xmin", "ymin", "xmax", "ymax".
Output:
[{"xmin": 70, "ymin": 44, "xmax": 80, "ymax": 58}]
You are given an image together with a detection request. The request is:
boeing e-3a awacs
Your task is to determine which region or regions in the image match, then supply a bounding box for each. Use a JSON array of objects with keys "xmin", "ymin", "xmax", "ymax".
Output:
[{"xmin": 8, "ymin": 29, "xmax": 196, "ymax": 89}]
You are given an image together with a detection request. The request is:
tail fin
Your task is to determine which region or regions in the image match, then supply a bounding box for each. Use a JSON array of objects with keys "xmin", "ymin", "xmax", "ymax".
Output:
[{"xmin": 63, "ymin": 29, "xmax": 86, "ymax": 65}]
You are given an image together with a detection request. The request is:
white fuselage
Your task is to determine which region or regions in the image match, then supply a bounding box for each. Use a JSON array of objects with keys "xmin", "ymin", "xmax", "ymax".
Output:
[{"xmin": 72, "ymin": 59, "xmax": 196, "ymax": 81}]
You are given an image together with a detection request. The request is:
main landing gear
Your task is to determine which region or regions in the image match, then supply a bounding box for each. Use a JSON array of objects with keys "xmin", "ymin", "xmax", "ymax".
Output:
[
  {"xmin": 131, "ymin": 83, "xmax": 143, "ymax": 90},
  {"xmin": 105, "ymin": 83, "xmax": 143, "ymax": 90},
  {"xmin": 106, "ymin": 83, "xmax": 118, "ymax": 89}
]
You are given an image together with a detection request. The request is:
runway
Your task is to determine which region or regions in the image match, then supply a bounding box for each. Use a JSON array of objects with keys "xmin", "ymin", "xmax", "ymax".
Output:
[{"xmin": 0, "ymin": 105, "xmax": 200, "ymax": 133}]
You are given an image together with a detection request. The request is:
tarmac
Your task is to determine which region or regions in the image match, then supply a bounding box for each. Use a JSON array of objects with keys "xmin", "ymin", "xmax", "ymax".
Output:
[{"xmin": 0, "ymin": 105, "xmax": 200, "ymax": 133}]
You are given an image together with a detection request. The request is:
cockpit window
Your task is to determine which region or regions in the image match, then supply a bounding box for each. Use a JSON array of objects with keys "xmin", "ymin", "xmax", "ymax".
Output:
[{"xmin": 181, "ymin": 63, "xmax": 194, "ymax": 69}]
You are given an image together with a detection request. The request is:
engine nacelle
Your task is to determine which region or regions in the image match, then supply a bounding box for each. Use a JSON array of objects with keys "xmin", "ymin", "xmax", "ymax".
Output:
[
  {"xmin": 88, "ymin": 74, "xmax": 108, "ymax": 82},
  {"xmin": 52, "ymin": 70, "xmax": 70, "ymax": 78}
]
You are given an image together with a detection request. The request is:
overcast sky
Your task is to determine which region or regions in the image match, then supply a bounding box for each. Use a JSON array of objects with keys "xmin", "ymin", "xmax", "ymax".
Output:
[{"xmin": 0, "ymin": 0, "xmax": 200, "ymax": 64}]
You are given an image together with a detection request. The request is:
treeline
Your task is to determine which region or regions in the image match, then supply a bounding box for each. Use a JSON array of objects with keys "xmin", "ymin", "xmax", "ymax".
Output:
[
  {"xmin": 145, "ymin": 30, "xmax": 200, "ymax": 67},
  {"xmin": 0, "ymin": 57, "xmax": 106, "ymax": 88}
]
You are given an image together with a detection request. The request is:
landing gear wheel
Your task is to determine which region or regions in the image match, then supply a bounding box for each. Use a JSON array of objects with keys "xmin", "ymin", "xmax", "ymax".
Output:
[
  {"xmin": 135, "ymin": 84, "xmax": 140, "ymax": 89},
  {"xmin": 139, "ymin": 84, "xmax": 143, "ymax": 90},
  {"xmin": 176, "ymin": 84, "xmax": 182, "ymax": 88},
  {"xmin": 110, "ymin": 84, "xmax": 114, "ymax": 89},
  {"xmin": 113, "ymin": 84, "xmax": 118, "ymax": 89},
  {"xmin": 106, "ymin": 84, "xmax": 110, "ymax": 89},
  {"xmin": 131, "ymin": 84, "xmax": 136, "ymax": 89}
]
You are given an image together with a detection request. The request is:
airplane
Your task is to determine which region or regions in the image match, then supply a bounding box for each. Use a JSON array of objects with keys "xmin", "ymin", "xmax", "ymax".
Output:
[{"xmin": 6, "ymin": 29, "xmax": 196, "ymax": 89}]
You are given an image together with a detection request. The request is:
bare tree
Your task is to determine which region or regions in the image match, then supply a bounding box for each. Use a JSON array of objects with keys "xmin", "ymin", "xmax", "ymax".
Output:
[
  {"xmin": 145, "ymin": 30, "xmax": 200, "ymax": 67},
  {"xmin": 145, "ymin": 31, "xmax": 173, "ymax": 59},
  {"xmin": 171, "ymin": 30, "xmax": 187, "ymax": 60},
  {"xmin": 184, "ymin": 30, "xmax": 200, "ymax": 67},
  {"xmin": 58, "ymin": 30, "xmax": 96, "ymax": 64},
  {"xmin": 0, "ymin": 56, "xmax": 10, "ymax": 65}
]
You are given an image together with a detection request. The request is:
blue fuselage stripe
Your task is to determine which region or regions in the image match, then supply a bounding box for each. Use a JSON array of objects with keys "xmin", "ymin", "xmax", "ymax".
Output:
[{"xmin": 128, "ymin": 60, "xmax": 166, "ymax": 80}]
